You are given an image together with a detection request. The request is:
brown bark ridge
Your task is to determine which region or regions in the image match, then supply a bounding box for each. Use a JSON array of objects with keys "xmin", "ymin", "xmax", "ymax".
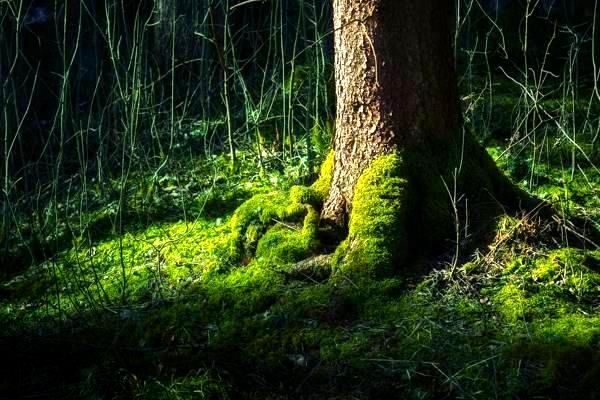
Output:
[{"xmin": 322, "ymin": 0, "xmax": 459, "ymax": 225}]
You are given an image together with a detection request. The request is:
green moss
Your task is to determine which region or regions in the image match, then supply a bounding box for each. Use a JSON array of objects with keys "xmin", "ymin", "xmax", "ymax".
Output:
[
  {"xmin": 271, "ymin": 283, "xmax": 335, "ymax": 320},
  {"xmin": 333, "ymin": 153, "xmax": 409, "ymax": 278},
  {"xmin": 0, "ymin": 218, "xmax": 238, "ymax": 323},
  {"xmin": 490, "ymin": 246, "xmax": 600, "ymax": 395},
  {"xmin": 226, "ymin": 154, "xmax": 335, "ymax": 266},
  {"xmin": 506, "ymin": 313, "xmax": 600, "ymax": 395},
  {"xmin": 532, "ymin": 248, "xmax": 600, "ymax": 302},
  {"xmin": 538, "ymin": 314, "xmax": 600, "ymax": 347},
  {"xmin": 319, "ymin": 328, "xmax": 374, "ymax": 368},
  {"xmin": 494, "ymin": 248, "xmax": 600, "ymax": 324},
  {"xmin": 274, "ymin": 151, "xmax": 334, "ymax": 209},
  {"xmin": 1, "ymin": 150, "xmax": 337, "ymax": 327},
  {"xmin": 255, "ymin": 207, "xmax": 320, "ymax": 266},
  {"xmin": 310, "ymin": 150, "xmax": 334, "ymax": 202},
  {"xmin": 4, "ymin": 119, "xmax": 600, "ymax": 399},
  {"xmin": 486, "ymin": 129, "xmax": 600, "ymax": 221},
  {"xmin": 228, "ymin": 191, "xmax": 306, "ymax": 260},
  {"xmin": 288, "ymin": 185, "xmax": 321, "ymax": 208},
  {"xmin": 203, "ymin": 261, "xmax": 284, "ymax": 317},
  {"xmin": 494, "ymin": 283, "xmax": 529, "ymax": 323},
  {"xmin": 227, "ymin": 152, "xmax": 337, "ymax": 263}
]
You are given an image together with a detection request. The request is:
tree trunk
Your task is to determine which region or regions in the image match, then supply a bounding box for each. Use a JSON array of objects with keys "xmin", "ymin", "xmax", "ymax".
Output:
[
  {"xmin": 322, "ymin": 0, "xmax": 460, "ymax": 224},
  {"xmin": 321, "ymin": 0, "xmax": 542, "ymax": 274}
]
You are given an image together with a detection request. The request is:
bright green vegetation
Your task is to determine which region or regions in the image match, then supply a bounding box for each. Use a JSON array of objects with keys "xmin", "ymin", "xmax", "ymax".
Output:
[
  {"xmin": 333, "ymin": 154, "xmax": 408, "ymax": 278},
  {"xmin": 1, "ymin": 124, "xmax": 598, "ymax": 398}
]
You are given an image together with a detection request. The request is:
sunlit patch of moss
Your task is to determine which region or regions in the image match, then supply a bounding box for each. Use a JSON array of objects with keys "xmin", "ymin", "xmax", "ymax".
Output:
[
  {"xmin": 69, "ymin": 219, "xmax": 234, "ymax": 301},
  {"xmin": 537, "ymin": 314, "xmax": 600, "ymax": 348},
  {"xmin": 494, "ymin": 249, "xmax": 600, "ymax": 325},
  {"xmin": 493, "ymin": 283, "xmax": 531, "ymax": 323},
  {"xmin": 311, "ymin": 150, "xmax": 335, "ymax": 202},
  {"xmin": 309, "ymin": 150, "xmax": 334, "ymax": 202},
  {"xmin": 255, "ymin": 207, "xmax": 320, "ymax": 266},
  {"xmin": 2, "ymin": 155, "xmax": 334, "ymax": 325},
  {"xmin": 288, "ymin": 185, "xmax": 320, "ymax": 209},
  {"xmin": 492, "ymin": 283, "xmax": 573, "ymax": 324},
  {"xmin": 0, "ymin": 218, "xmax": 237, "ymax": 323},
  {"xmin": 152, "ymin": 220, "xmax": 232, "ymax": 272},
  {"xmin": 333, "ymin": 153, "xmax": 409, "ymax": 278},
  {"xmin": 203, "ymin": 261, "xmax": 284, "ymax": 317},
  {"xmin": 228, "ymin": 191, "xmax": 308, "ymax": 260},
  {"xmin": 226, "ymin": 157, "xmax": 332, "ymax": 266},
  {"xmin": 486, "ymin": 146, "xmax": 509, "ymax": 171},
  {"xmin": 532, "ymin": 248, "xmax": 600, "ymax": 302},
  {"xmin": 497, "ymin": 248, "xmax": 600, "ymax": 306},
  {"xmin": 277, "ymin": 151, "xmax": 334, "ymax": 213}
]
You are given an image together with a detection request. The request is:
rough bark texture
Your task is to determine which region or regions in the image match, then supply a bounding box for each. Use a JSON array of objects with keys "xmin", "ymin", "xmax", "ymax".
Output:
[{"xmin": 322, "ymin": 0, "xmax": 459, "ymax": 224}]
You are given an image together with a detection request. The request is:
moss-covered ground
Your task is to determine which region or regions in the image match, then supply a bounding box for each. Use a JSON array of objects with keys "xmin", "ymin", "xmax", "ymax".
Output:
[{"xmin": 1, "ymin": 105, "xmax": 599, "ymax": 399}]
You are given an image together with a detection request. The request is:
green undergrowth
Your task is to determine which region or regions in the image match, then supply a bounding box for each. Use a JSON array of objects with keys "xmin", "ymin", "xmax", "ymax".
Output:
[
  {"xmin": 1, "ymin": 133, "xmax": 600, "ymax": 398},
  {"xmin": 0, "ymin": 151, "xmax": 335, "ymax": 326},
  {"xmin": 487, "ymin": 239, "xmax": 600, "ymax": 397},
  {"xmin": 467, "ymin": 81, "xmax": 600, "ymax": 226},
  {"xmin": 486, "ymin": 138, "xmax": 600, "ymax": 230},
  {"xmin": 0, "ymin": 150, "xmax": 312, "ymax": 278},
  {"xmin": 132, "ymin": 374, "xmax": 231, "ymax": 400}
]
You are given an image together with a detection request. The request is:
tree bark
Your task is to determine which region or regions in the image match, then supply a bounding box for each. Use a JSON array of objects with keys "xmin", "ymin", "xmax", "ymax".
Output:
[{"xmin": 322, "ymin": 0, "xmax": 460, "ymax": 224}]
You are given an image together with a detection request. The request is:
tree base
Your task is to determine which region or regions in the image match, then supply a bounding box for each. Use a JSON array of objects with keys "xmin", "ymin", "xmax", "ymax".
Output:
[
  {"xmin": 323, "ymin": 132, "xmax": 556, "ymax": 279},
  {"xmin": 227, "ymin": 134, "xmax": 595, "ymax": 282}
]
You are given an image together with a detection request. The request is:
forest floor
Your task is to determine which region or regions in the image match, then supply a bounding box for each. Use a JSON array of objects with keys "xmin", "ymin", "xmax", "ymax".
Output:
[{"xmin": 1, "ymin": 90, "xmax": 600, "ymax": 399}]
